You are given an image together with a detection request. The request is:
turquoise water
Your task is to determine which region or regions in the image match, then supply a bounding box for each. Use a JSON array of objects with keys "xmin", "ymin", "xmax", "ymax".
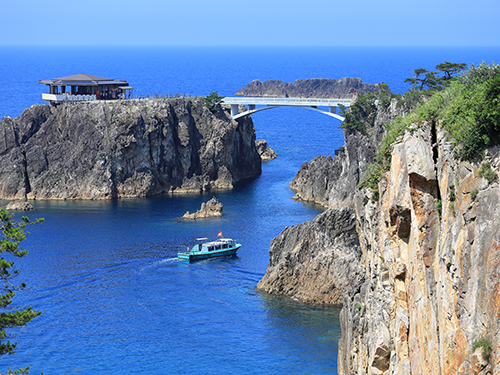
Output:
[{"xmin": 1, "ymin": 46, "xmax": 499, "ymax": 374}]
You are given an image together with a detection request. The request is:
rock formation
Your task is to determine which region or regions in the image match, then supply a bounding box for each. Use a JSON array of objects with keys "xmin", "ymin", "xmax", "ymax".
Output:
[
  {"xmin": 259, "ymin": 86, "xmax": 500, "ymax": 373},
  {"xmin": 0, "ymin": 98, "xmax": 261, "ymax": 200},
  {"xmin": 5, "ymin": 199, "xmax": 34, "ymax": 211},
  {"xmin": 339, "ymin": 124, "xmax": 500, "ymax": 375},
  {"xmin": 290, "ymin": 98, "xmax": 404, "ymax": 209},
  {"xmin": 182, "ymin": 196, "xmax": 223, "ymax": 220},
  {"xmin": 255, "ymin": 139, "xmax": 277, "ymax": 161},
  {"xmin": 257, "ymin": 207, "xmax": 363, "ymax": 306},
  {"xmin": 236, "ymin": 78, "xmax": 385, "ymax": 99},
  {"xmin": 257, "ymin": 96, "xmax": 400, "ymax": 307}
]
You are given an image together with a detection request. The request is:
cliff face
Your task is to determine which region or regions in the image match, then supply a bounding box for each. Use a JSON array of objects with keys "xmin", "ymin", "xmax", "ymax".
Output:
[
  {"xmin": 339, "ymin": 124, "xmax": 500, "ymax": 374},
  {"xmin": 257, "ymin": 90, "xmax": 500, "ymax": 373},
  {"xmin": 0, "ymin": 98, "xmax": 261, "ymax": 200},
  {"xmin": 257, "ymin": 99, "xmax": 401, "ymax": 306},
  {"xmin": 235, "ymin": 78, "xmax": 384, "ymax": 99},
  {"xmin": 290, "ymin": 99, "xmax": 405, "ymax": 209},
  {"xmin": 257, "ymin": 207, "xmax": 363, "ymax": 307}
]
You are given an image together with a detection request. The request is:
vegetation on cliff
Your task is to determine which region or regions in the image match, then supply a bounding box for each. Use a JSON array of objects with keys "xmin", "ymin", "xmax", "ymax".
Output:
[{"xmin": 359, "ymin": 62, "xmax": 500, "ymax": 198}]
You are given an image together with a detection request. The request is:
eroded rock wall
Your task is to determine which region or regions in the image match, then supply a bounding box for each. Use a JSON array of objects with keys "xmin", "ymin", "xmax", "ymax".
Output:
[
  {"xmin": 290, "ymin": 99, "xmax": 405, "ymax": 209},
  {"xmin": 0, "ymin": 98, "xmax": 261, "ymax": 200},
  {"xmin": 257, "ymin": 207, "xmax": 363, "ymax": 306},
  {"xmin": 257, "ymin": 99, "xmax": 404, "ymax": 307},
  {"xmin": 339, "ymin": 123, "xmax": 500, "ymax": 375}
]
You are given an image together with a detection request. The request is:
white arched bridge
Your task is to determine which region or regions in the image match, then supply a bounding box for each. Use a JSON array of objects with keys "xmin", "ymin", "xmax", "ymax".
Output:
[{"xmin": 222, "ymin": 96, "xmax": 352, "ymax": 121}]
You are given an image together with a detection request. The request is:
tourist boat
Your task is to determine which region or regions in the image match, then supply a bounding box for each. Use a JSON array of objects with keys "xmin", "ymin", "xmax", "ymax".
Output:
[{"xmin": 177, "ymin": 235, "xmax": 241, "ymax": 261}]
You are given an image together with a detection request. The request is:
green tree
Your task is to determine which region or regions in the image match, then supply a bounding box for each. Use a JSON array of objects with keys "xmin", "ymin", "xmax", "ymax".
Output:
[
  {"xmin": 0, "ymin": 208, "xmax": 43, "ymax": 373},
  {"xmin": 404, "ymin": 68, "xmax": 440, "ymax": 91},
  {"xmin": 436, "ymin": 62, "xmax": 467, "ymax": 81},
  {"xmin": 204, "ymin": 91, "xmax": 225, "ymax": 112}
]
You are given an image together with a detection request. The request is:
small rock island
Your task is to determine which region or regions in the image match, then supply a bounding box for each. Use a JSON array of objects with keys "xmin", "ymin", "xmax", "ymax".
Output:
[
  {"xmin": 255, "ymin": 139, "xmax": 277, "ymax": 161},
  {"xmin": 181, "ymin": 196, "xmax": 223, "ymax": 220}
]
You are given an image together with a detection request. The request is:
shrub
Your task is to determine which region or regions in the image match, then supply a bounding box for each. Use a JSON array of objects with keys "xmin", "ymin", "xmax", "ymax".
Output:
[
  {"xmin": 204, "ymin": 91, "xmax": 225, "ymax": 112},
  {"xmin": 478, "ymin": 162, "xmax": 497, "ymax": 183},
  {"xmin": 340, "ymin": 92, "xmax": 378, "ymax": 135},
  {"xmin": 472, "ymin": 338, "xmax": 492, "ymax": 361},
  {"xmin": 448, "ymin": 184, "xmax": 456, "ymax": 202},
  {"xmin": 470, "ymin": 188, "xmax": 479, "ymax": 201},
  {"xmin": 436, "ymin": 199, "xmax": 442, "ymax": 214}
]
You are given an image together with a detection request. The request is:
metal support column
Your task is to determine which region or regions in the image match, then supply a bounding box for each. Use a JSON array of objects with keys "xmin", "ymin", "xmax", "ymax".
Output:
[{"xmin": 231, "ymin": 104, "xmax": 239, "ymax": 117}]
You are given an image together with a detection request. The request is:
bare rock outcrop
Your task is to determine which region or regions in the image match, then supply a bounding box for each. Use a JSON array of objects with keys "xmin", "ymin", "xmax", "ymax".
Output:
[
  {"xmin": 255, "ymin": 139, "xmax": 277, "ymax": 161},
  {"xmin": 236, "ymin": 78, "xmax": 385, "ymax": 99},
  {"xmin": 339, "ymin": 123, "xmax": 500, "ymax": 374},
  {"xmin": 0, "ymin": 98, "xmax": 261, "ymax": 200},
  {"xmin": 182, "ymin": 196, "xmax": 223, "ymax": 220},
  {"xmin": 5, "ymin": 199, "xmax": 34, "ymax": 211},
  {"xmin": 257, "ymin": 207, "xmax": 363, "ymax": 307}
]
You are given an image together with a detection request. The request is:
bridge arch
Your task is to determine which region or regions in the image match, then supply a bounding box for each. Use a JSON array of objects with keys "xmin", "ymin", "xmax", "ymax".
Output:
[
  {"xmin": 222, "ymin": 96, "xmax": 350, "ymax": 122},
  {"xmin": 231, "ymin": 105, "xmax": 345, "ymax": 122}
]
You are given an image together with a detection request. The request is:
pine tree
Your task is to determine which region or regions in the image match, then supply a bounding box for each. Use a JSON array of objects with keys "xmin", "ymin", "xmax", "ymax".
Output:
[{"xmin": 0, "ymin": 208, "xmax": 43, "ymax": 373}]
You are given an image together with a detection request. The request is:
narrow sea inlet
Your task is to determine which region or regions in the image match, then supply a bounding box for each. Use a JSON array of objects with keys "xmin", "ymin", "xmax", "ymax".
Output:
[
  {"xmin": 1, "ymin": 46, "xmax": 499, "ymax": 374},
  {"xmin": 4, "ymin": 106, "xmax": 343, "ymax": 373}
]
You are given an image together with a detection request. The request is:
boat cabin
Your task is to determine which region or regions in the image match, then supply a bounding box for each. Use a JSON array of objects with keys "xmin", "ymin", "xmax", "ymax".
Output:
[
  {"xmin": 200, "ymin": 239, "xmax": 235, "ymax": 252},
  {"xmin": 39, "ymin": 73, "xmax": 134, "ymax": 104}
]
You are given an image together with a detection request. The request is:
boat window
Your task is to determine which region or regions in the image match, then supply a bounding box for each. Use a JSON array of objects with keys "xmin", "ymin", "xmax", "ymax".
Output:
[{"xmin": 209, "ymin": 246, "xmax": 214, "ymax": 251}]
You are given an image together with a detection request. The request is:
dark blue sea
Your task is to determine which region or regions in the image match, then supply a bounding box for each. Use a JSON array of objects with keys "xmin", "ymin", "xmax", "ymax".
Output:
[{"xmin": 0, "ymin": 46, "xmax": 499, "ymax": 374}]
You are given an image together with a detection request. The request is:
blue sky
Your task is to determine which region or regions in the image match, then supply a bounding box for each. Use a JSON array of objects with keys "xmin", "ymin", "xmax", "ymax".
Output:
[{"xmin": 1, "ymin": 0, "xmax": 499, "ymax": 46}]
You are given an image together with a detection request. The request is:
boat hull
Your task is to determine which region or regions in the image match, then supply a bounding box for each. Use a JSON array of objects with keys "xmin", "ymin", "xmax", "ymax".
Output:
[{"xmin": 178, "ymin": 244, "xmax": 241, "ymax": 261}]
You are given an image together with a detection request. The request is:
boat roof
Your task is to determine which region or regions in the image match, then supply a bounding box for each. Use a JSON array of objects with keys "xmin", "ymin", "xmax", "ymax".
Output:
[{"xmin": 202, "ymin": 238, "xmax": 234, "ymax": 245}]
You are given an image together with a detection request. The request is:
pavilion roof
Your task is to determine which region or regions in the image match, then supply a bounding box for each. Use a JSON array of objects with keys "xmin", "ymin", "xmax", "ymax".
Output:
[{"xmin": 39, "ymin": 73, "xmax": 128, "ymax": 86}]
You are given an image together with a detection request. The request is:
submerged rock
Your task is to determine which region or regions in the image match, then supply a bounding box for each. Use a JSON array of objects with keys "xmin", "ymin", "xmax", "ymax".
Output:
[
  {"xmin": 182, "ymin": 196, "xmax": 223, "ymax": 220},
  {"xmin": 0, "ymin": 98, "xmax": 261, "ymax": 200},
  {"xmin": 255, "ymin": 139, "xmax": 277, "ymax": 161}
]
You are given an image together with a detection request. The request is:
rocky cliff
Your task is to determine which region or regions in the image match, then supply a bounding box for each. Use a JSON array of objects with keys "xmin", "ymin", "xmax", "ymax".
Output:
[
  {"xmin": 257, "ymin": 97, "xmax": 402, "ymax": 306},
  {"xmin": 257, "ymin": 207, "xmax": 363, "ymax": 307},
  {"xmin": 0, "ymin": 98, "xmax": 261, "ymax": 200},
  {"xmin": 259, "ymin": 88, "xmax": 500, "ymax": 373},
  {"xmin": 236, "ymin": 78, "xmax": 385, "ymax": 99},
  {"xmin": 339, "ymin": 124, "xmax": 500, "ymax": 375},
  {"xmin": 290, "ymin": 98, "xmax": 404, "ymax": 209}
]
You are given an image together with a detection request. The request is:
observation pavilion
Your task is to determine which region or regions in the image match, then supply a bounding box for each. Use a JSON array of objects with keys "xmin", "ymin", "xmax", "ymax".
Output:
[{"xmin": 39, "ymin": 73, "xmax": 134, "ymax": 103}]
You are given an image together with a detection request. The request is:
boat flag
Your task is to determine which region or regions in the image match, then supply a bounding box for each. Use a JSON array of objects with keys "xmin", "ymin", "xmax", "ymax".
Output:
[{"xmin": 217, "ymin": 231, "xmax": 223, "ymax": 237}]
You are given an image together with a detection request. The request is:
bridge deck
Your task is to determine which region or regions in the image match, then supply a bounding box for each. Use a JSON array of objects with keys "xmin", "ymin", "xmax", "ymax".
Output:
[{"xmin": 222, "ymin": 96, "xmax": 351, "ymax": 107}]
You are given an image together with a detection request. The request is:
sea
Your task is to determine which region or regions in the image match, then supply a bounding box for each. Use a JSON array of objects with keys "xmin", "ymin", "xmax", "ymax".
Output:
[{"xmin": 0, "ymin": 46, "xmax": 499, "ymax": 374}]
